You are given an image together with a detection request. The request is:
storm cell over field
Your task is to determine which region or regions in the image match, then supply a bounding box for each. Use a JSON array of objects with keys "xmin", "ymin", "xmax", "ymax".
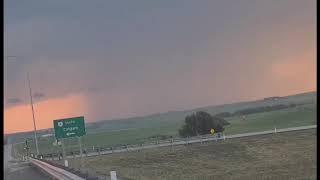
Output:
[{"xmin": 4, "ymin": 0, "xmax": 316, "ymax": 133}]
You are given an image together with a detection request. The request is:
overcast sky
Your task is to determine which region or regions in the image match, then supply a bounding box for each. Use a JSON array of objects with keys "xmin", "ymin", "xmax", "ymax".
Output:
[{"xmin": 4, "ymin": 0, "xmax": 316, "ymax": 133}]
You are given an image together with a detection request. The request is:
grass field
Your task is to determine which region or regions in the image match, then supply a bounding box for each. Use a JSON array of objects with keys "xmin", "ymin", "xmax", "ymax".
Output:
[
  {"xmin": 13, "ymin": 102, "xmax": 316, "ymax": 156},
  {"xmin": 224, "ymin": 103, "xmax": 316, "ymax": 134},
  {"xmin": 67, "ymin": 129, "xmax": 317, "ymax": 180},
  {"xmin": 12, "ymin": 92, "xmax": 316, "ymax": 157}
]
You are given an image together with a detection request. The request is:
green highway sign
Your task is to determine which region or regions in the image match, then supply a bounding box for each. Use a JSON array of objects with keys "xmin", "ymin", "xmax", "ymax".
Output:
[{"xmin": 53, "ymin": 116, "xmax": 86, "ymax": 139}]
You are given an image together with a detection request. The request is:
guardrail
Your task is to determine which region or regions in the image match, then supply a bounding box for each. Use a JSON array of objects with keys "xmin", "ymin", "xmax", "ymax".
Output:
[
  {"xmin": 37, "ymin": 125, "xmax": 316, "ymax": 161},
  {"xmin": 24, "ymin": 125, "xmax": 316, "ymax": 180},
  {"xmin": 30, "ymin": 157, "xmax": 86, "ymax": 180}
]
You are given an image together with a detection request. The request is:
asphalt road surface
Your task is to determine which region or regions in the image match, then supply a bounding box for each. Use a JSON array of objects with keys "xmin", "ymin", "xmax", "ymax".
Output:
[{"xmin": 4, "ymin": 144, "xmax": 50, "ymax": 180}]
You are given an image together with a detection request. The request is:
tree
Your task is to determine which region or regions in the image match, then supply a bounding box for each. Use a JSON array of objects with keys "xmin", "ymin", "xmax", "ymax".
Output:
[{"xmin": 178, "ymin": 111, "xmax": 229, "ymax": 137}]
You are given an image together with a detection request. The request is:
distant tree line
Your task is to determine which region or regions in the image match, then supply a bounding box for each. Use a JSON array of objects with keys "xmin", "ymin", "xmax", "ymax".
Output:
[
  {"xmin": 214, "ymin": 104, "xmax": 297, "ymax": 118},
  {"xmin": 263, "ymin": 96, "xmax": 281, "ymax": 101}
]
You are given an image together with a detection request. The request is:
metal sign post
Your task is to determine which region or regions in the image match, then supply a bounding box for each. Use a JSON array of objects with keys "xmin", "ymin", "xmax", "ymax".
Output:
[
  {"xmin": 78, "ymin": 136, "xmax": 83, "ymax": 168},
  {"xmin": 24, "ymin": 140, "xmax": 30, "ymax": 160},
  {"xmin": 53, "ymin": 116, "xmax": 86, "ymax": 168},
  {"xmin": 61, "ymin": 139, "xmax": 67, "ymax": 166}
]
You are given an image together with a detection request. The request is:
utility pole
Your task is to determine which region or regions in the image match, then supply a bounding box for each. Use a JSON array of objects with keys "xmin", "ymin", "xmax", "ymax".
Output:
[
  {"xmin": 27, "ymin": 72, "xmax": 40, "ymax": 156},
  {"xmin": 5, "ymin": 56, "xmax": 40, "ymax": 156}
]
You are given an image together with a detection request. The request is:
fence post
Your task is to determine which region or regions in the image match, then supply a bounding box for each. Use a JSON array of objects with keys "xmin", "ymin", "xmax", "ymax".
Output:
[
  {"xmin": 110, "ymin": 171, "xmax": 117, "ymax": 180},
  {"xmin": 64, "ymin": 159, "xmax": 69, "ymax": 167}
]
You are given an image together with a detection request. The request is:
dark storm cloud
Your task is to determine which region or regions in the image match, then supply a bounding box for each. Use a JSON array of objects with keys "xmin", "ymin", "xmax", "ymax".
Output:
[
  {"xmin": 6, "ymin": 98, "xmax": 22, "ymax": 104},
  {"xmin": 33, "ymin": 92, "xmax": 45, "ymax": 99},
  {"xmin": 4, "ymin": 0, "xmax": 316, "ymax": 121}
]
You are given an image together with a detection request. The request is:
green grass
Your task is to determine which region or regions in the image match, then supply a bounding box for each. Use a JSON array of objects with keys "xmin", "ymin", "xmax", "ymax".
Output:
[
  {"xmin": 14, "ymin": 103, "xmax": 316, "ymax": 156},
  {"xmin": 12, "ymin": 92, "xmax": 316, "ymax": 156},
  {"xmin": 224, "ymin": 103, "xmax": 316, "ymax": 134},
  {"xmin": 14, "ymin": 125, "xmax": 182, "ymax": 155},
  {"xmin": 67, "ymin": 129, "xmax": 317, "ymax": 180}
]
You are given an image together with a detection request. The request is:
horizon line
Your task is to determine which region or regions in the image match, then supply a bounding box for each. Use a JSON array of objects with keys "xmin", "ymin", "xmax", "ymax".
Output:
[{"xmin": 4, "ymin": 90, "xmax": 316, "ymax": 135}]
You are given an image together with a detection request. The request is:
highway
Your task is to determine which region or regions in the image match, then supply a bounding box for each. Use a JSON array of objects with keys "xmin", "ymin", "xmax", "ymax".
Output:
[
  {"xmin": 4, "ymin": 144, "xmax": 50, "ymax": 180},
  {"xmin": 54, "ymin": 125, "xmax": 317, "ymax": 160},
  {"xmin": 4, "ymin": 125, "xmax": 316, "ymax": 180}
]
